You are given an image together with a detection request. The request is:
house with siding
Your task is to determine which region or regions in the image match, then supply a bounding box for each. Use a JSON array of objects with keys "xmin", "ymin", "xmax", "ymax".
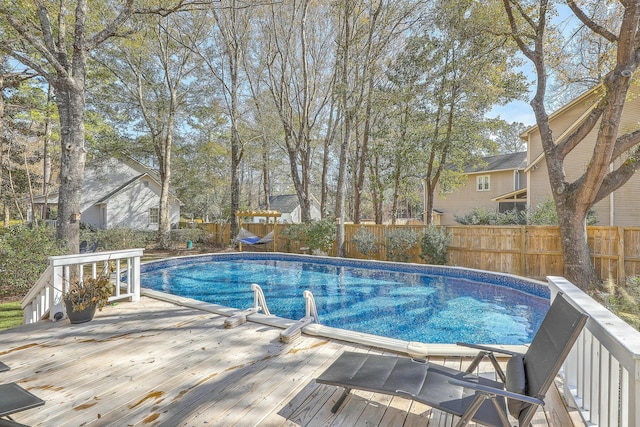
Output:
[
  {"xmin": 32, "ymin": 156, "xmax": 181, "ymax": 230},
  {"xmin": 250, "ymin": 194, "xmax": 321, "ymax": 224},
  {"xmin": 427, "ymin": 84, "xmax": 640, "ymax": 226},
  {"xmin": 521, "ymin": 86, "xmax": 640, "ymax": 226},
  {"xmin": 428, "ymin": 152, "xmax": 527, "ymax": 225}
]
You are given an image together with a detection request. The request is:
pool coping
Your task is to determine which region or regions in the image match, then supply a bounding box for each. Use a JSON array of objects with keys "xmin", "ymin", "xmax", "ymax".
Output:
[
  {"xmin": 142, "ymin": 288, "xmax": 529, "ymax": 357},
  {"xmin": 141, "ymin": 252, "xmax": 541, "ymax": 357}
]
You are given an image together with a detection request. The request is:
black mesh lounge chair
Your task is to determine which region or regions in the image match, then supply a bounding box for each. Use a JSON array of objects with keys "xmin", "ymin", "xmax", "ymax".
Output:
[
  {"xmin": 0, "ymin": 382, "xmax": 44, "ymax": 426},
  {"xmin": 316, "ymin": 293, "xmax": 588, "ymax": 427}
]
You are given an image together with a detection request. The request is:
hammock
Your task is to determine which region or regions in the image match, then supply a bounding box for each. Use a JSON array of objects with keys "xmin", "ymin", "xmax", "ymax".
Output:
[{"xmin": 237, "ymin": 228, "xmax": 274, "ymax": 245}]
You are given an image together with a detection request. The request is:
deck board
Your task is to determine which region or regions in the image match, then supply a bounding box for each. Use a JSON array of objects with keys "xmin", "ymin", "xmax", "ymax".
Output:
[{"xmin": 0, "ymin": 297, "xmax": 582, "ymax": 427}]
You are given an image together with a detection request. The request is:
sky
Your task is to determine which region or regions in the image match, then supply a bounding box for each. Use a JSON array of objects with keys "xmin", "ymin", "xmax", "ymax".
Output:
[{"xmin": 488, "ymin": 100, "xmax": 537, "ymax": 127}]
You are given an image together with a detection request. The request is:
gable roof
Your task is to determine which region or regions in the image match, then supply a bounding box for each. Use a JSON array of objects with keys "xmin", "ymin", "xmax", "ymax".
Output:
[
  {"xmin": 464, "ymin": 151, "xmax": 527, "ymax": 174},
  {"xmin": 263, "ymin": 194, "xmax": 320, "ymax": 213},
  {"xmin": 32, "ymin": 156, "xmax": 182, "ymax": 209}
]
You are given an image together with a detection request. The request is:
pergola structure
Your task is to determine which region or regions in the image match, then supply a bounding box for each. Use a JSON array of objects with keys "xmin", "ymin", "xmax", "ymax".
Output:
[{"xmin": 236, "ymin": 210, "xmax": 282, "ymax": 252}]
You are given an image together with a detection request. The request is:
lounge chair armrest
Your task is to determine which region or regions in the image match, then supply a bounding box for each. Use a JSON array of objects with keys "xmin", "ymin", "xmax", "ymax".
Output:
[
  {"xmin": 456, "ymin": 342, "xmax": 521, "ymax": 357},
  {"xmin": 448, "ymin": 378, "xmax": 545, "ymax": 406}
]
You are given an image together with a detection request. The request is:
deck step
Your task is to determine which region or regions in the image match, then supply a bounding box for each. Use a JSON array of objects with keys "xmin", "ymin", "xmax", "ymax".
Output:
[
  {"xmin": 224, "ymin": 308, "xmax": 258, "ymax": 328},
  {"xmin": 280, "ymin": 317, "xmax": 314, "ymax": 343}
]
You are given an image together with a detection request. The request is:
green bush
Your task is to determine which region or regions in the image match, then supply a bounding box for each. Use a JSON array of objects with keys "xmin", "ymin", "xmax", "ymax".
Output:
[
  {"xmin": 0, "ymin": 225, "xmax": 65, "ymax": 299},
  {"xmin": 454, "ymin": 207, "xmax": 526, "ymax": 225},
  {"xmin": 527, "ymin": 198, "xmax": 598, "ymax": 225},
  {"xmin": 420, "ymin": 226, "xmax": 450, "ymax": 265},
  {"xmin": 306, "ymin": 218, "xmax": 337, "ymax": 255},
  {"xmin": 280, "ymin": 223, "xmax": 308, "ymax": 251},
  {"xmin": 90, "ymin": 227, "xmax": 154, "ymax": 251},
  {"xmin": 385, "ymin": 228, "xmax": 418, "ymax": 262},
  {"xmin": 170, "ymin": 228, "xmax": 207, "ymax": 243},
  {"xmin": 352, "ymin": 227, "xmax": 379, "ymax": 258}
]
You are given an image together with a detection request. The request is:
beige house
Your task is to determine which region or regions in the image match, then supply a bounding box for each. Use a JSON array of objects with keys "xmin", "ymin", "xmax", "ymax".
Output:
[
  {"xmin": 429, "ymin": 152, "xmax": 527, "ymax": 225},
  {"xmin": 521, "ymin": 86, "xmax": 640, "ymax": 226},
  {"xmin": 428, "ymin": 84, "xmax": 640, "ymax": 226}
]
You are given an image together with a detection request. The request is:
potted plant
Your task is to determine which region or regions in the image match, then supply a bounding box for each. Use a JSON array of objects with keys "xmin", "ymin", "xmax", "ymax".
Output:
[{"xmin": 64, "ymin": 273, "xmax": 114, "ymax": 324}]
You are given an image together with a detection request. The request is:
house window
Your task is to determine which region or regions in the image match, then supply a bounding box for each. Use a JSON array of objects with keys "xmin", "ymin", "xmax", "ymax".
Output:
[
  {"xmin": 477, "ymin": 175, "xmax": 490, "ymax": 191},
  {"xmin": 149, "ymin": 207, "xmax": 159, "ymax": 224}
]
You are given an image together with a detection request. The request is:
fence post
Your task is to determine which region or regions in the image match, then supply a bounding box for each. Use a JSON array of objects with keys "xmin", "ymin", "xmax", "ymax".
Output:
[
  {"xmin": 618, "ymin": 226, "xmax": 626, "ymax": 286},
  {"xmin": 520, "ymin": 225, "xmax": 527, "ymax": 277}
]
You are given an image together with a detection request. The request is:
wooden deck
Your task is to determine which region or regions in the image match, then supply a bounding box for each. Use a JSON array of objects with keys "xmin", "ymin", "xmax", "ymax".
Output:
[{"xmin": 1, "ymin": 297, "xmax": 583, "ymax": 426}]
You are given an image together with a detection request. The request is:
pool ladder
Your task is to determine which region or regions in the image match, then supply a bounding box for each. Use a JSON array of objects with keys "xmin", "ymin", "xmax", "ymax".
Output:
[
  {"xmin": 224, "ymin": 284, "xmax": 271, "ymax": 328},
  {"xmin": 280, "ymin": 290, "xmax": 320, "ymax": 344}
]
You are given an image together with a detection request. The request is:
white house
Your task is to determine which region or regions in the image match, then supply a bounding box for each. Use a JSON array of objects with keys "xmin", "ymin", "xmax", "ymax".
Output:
[
  {"xmin": 32, "ymin": 156, "xmax": 181, "ymax": 230},
  {"xmin": 250, "ymin": 194, "xmax": 321, "ymax": 224}
]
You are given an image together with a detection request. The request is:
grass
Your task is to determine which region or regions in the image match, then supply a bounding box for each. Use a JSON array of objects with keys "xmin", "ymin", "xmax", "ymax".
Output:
[{"xmin": 0, "ymin": 301, "xmax": 23, "ymax": 330}]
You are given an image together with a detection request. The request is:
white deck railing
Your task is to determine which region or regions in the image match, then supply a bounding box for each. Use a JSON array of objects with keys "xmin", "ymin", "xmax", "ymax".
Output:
[
  {"xmin": 548, "ymin": 276, "xmax": 640, "ymax": 427},
  {"xmin": 21, "ymin": 249, "xmax": 144, "ymax": 324}
]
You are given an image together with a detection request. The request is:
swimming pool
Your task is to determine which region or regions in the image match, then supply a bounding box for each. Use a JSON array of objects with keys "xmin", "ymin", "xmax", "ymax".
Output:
[{"xmin": 141, "ymin": 253, "xmax": 550, "ymax": 346}]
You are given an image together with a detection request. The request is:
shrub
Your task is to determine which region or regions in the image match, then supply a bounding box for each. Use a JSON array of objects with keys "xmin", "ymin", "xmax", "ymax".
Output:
[
  {"xmin": 170, "ymin": 228, "xmax": 207, "ymax": 243},
  {"xmin": 280, "ymin": 223, "xmax": 308, "ymax": 251},
  {"xmin": 352, "ymin": 227, "xmax": 379, "ymax": 258},
  {"xmin": 420, "ymin": 226, "xmax": 449, "ymax": 265},
  {"xmin": 527, "ymin": 198, "xmax": 598, "ymax": 225},
  {"xmin": 306, "ymin": 218, "xmax": 337, "ymax": 255},
  {"xmin": 91, "ymin": 227, "xmax": 154, "ymax": 251},
  {"xmin": 385, "ymin": 228, "xmax": 418, "ymax": 262},
  {"xmin": 454, "ymin": 207, "xmax": 526, "ymax": 225},
  {"xmin": 0, "ymin": 225, "xmax": 65, "ymax": 299}
]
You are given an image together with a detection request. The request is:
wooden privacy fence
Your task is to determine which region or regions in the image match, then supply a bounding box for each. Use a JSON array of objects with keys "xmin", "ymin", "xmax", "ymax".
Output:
[{"xmin": 189, "ymin": 222, "xmax": 640, "ymax": 284}]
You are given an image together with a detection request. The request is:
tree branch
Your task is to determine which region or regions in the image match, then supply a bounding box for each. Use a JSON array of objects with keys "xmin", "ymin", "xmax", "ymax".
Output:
[
  {"xmin": 566, "ymin": 0, "xmax": 618, "ymax": 42},
  {"xmin": 594, "ymin": 147, "xmax": 640, "ymax": 203},
  {"xmin": 556, "ymin": 94, "xmax": 606, "ymax": 157}
]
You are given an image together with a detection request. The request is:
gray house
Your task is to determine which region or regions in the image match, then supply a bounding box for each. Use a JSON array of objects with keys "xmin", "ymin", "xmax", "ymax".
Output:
[
  {"xmin": 251, "ymin": 194, "xmax": 321, "ymax": 224},
  {"xmin": 32, "ymin": 156, "xmax": 181, "ymax": 230}
]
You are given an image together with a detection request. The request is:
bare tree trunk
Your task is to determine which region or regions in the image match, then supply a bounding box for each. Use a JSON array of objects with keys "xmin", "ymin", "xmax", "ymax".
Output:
[
  {"xmin": 0, "ymin": 67, "xmax": 4, "ymax": 225},
  {"xmin": 42, "ymin": 84, "xmax": 53, "ymax": 220},
  {"xmin": 335, "ymin": 1, "xmax": 353, "ymax": 257},
  {"xmin": 55, "ymin": 84, "xmax": 86, "ymax": 252}
]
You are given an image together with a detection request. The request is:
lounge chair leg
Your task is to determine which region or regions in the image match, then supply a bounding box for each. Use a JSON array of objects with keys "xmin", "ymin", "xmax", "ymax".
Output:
[
  {"xmin": 464, "ymin": 351, "xmax": 488, "ymax": 374},
  {"xmin": 455, "ymin": 393, "xmax": 487, "ymax": 427},
  {"xmin": 331, "ymin": 387, "xmax": 351, "ymax": 413},
  {"xmin": 489, "ymin": 395, "xmax": 512, "ymax": 427}
]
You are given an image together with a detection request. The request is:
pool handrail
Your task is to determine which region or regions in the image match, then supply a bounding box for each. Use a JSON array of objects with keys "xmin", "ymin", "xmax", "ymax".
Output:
[
  {"xmin": 251, "ymin": 283, "xmax": 271, "ymax": 316},
  {"xmin": 304, "ymin": 290, "xmax": 320, "ymax": 324}
]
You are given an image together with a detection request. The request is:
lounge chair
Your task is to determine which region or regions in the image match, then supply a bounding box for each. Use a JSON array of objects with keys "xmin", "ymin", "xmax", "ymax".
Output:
[
  {"xmin": 316, "ymin": 293, "xmax": 588, "ymax": 427},
  {"xmin": 0, "ymin": 383, "xmax": 45, "ymax": 426},
  {"xmin": 1, "ymin": 363, "xmax": 45, "ymax": 426}
]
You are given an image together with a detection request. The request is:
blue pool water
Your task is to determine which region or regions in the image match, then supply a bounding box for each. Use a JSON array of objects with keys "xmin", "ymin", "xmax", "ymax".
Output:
[{"xmin": 141, "ymin": 253, "xmax": 550, "ymax": 345}]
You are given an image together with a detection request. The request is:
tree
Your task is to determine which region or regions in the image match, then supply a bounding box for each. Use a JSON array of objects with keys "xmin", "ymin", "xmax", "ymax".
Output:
[
  {"xmin": 503, "ymin": 0, "xmax": 640, "ymax": 289},
  {"xmin": 97, "ymin": 11, "xmax": 205, "ymax": 240},
  {"xmin": 494, "ymin": 121, "xmax": 527, "ymax": 154},
  {"xmin": 0, "ymin": 1, "xmax": 199, "ymax": 253},
  {"xmin": 389, "ymin": 0, "xmax": 526, "ymax": 225},
  {"xmin": 260, "ymin": 0, "xmax": 335, "ymax": 224}
]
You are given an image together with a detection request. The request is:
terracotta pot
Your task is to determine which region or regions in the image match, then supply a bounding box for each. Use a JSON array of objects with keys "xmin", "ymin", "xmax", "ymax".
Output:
[{"xmin": 64, "ymin": 300, "xmax": 97, "ymax": 324}]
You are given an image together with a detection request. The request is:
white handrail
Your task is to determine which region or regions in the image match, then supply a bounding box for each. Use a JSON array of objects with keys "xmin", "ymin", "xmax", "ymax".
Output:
[
  {"xmin": 548, "ymin": 276, "xmax": 640, "ymax": 427},
  {"xmin": 303, "ymin": 290, "xmax": 320, "ymax": 324},
  {"xmin": 21, "ymin": 248, "xmax": 144, "ymax": 324},
  {"xmin": 251, "ymin": 283, "xmax": 271, "ymax": 316}
]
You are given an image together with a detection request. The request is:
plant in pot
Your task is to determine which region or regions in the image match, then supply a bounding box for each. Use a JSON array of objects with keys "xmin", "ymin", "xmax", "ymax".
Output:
[{"xmin": 64, "ymin": 272, "xmax": 114, "ymax": 324}]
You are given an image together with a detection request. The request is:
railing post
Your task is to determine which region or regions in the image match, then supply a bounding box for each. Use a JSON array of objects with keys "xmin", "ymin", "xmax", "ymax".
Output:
[
  {"xmin": 131, "ymin": 254, "xmax": 141, "ymax": 302},
  {"xmin": 629, "ymin": 358, "xmax": 640, "ymax": 427},
  {"xmin": 51, "ymin": 264, "xmax": 64, "ymax": 321}
]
